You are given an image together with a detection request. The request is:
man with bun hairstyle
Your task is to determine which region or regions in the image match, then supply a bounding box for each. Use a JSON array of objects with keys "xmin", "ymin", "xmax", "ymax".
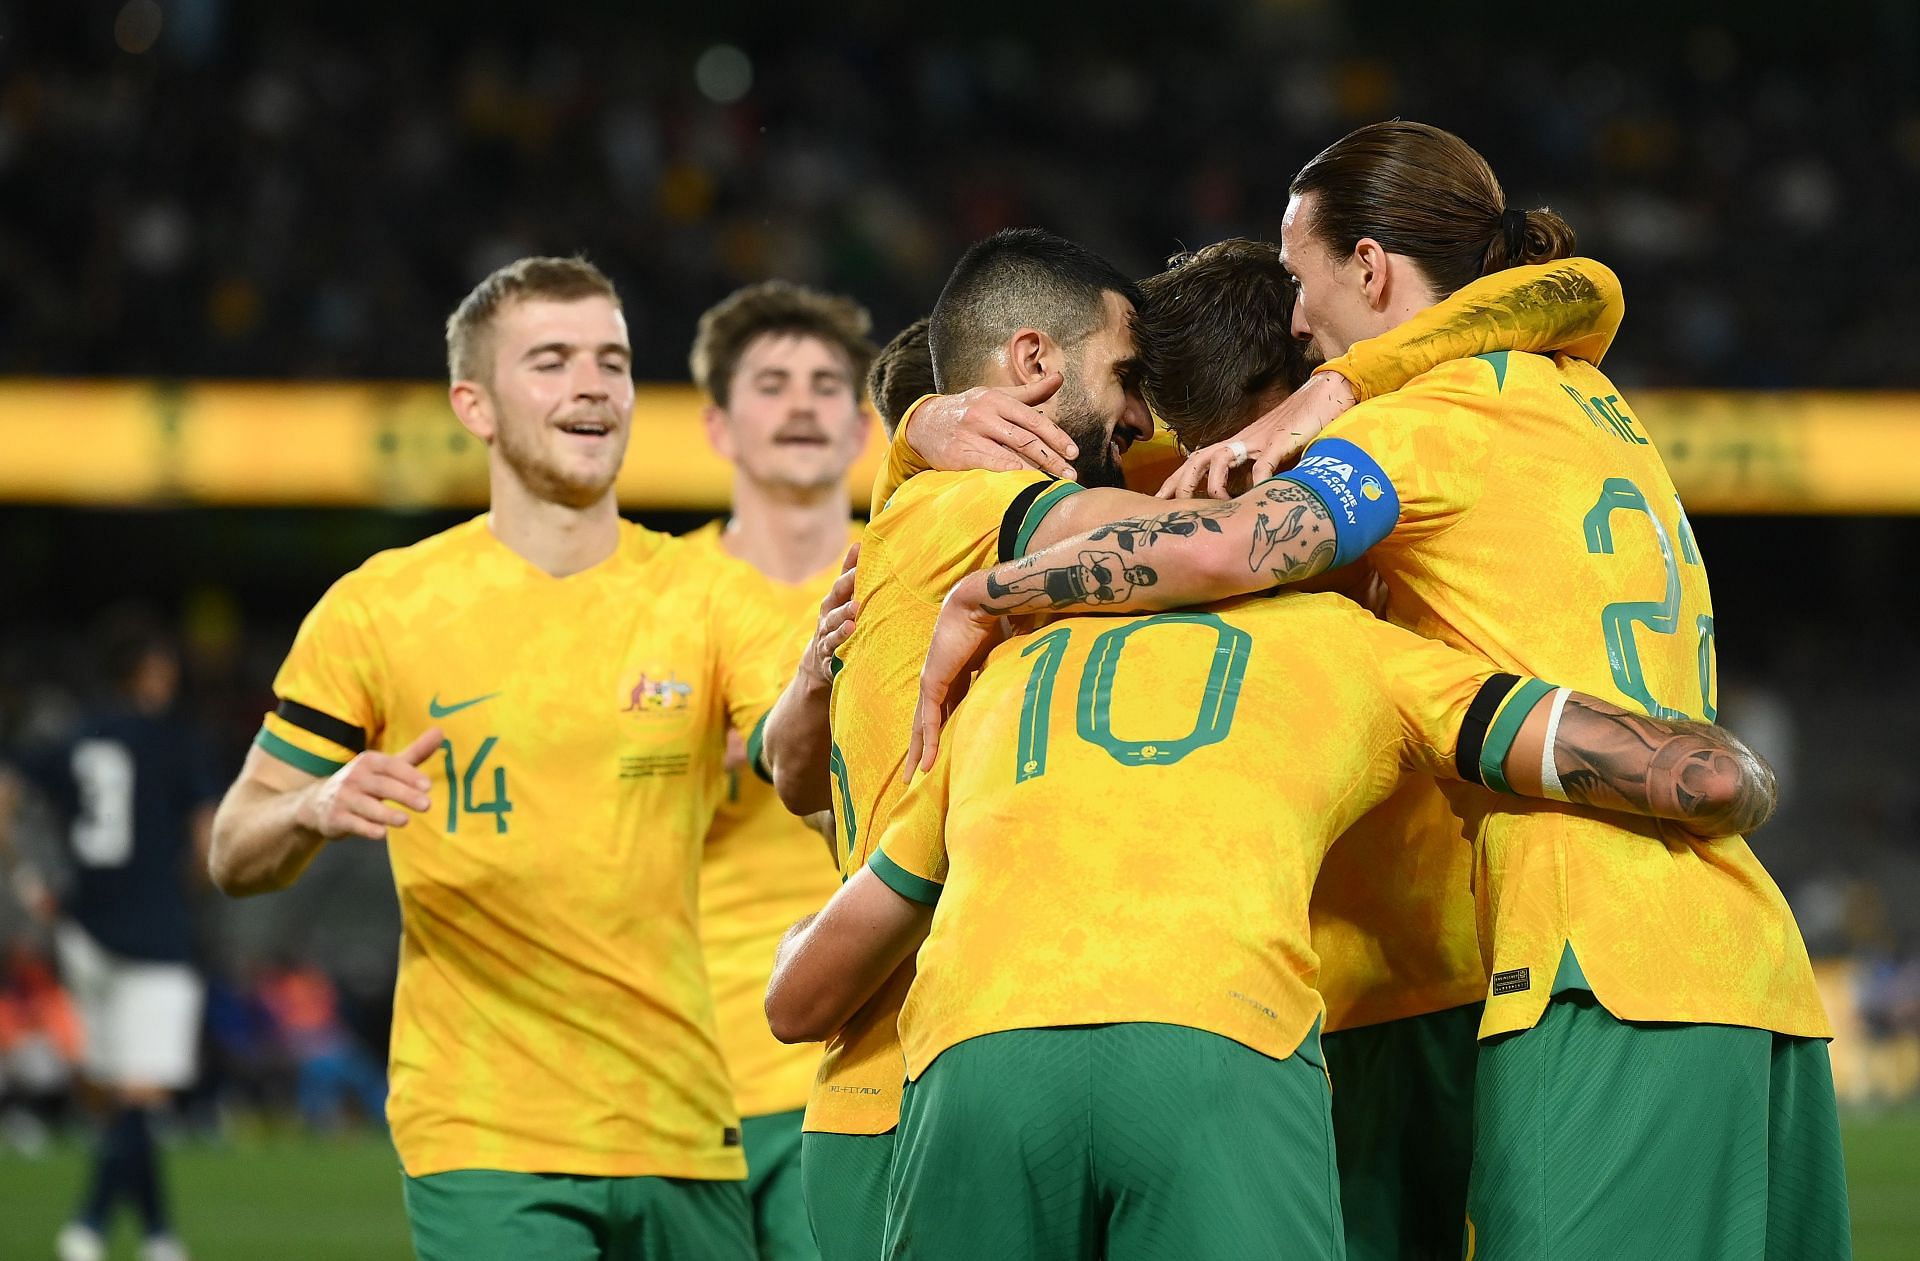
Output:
[{"xmin": 918, "ymin": 123, "xmax": 1847, "ymax": 1260}]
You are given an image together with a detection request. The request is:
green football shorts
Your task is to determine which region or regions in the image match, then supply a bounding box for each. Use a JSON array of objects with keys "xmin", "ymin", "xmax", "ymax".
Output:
[
  {"xmin": 799, "ymin": 1128, "xmax": 894, "ymax": 1261},
  {"xmin": 887, "ymin": 1022, "xmax": 1342, "ymax": 1261},
  {"xmin": 741, "ymin": 1109, "xmax": 820, "ymax": 1261},
  {"xmin": 402, "ymin": 1167, "xmax": 754, "ymax": 1261},
  {"xmin": 1322, "ymin": 1001, "xmax": 1482, "ymax": 1261},
  {"xmin": 1466, "ymin": 991, "xmax": 1852, "ymax": 1260}
]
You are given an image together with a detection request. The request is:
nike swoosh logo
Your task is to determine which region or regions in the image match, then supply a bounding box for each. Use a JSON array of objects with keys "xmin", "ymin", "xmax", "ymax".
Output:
[{"xmin": 428, "ymin": 692, "xmax": 499, "ymax": 719}]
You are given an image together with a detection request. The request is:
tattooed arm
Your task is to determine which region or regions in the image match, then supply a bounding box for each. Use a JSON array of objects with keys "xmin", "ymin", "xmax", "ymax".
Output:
[
  {"xmin": 978, "ymin": 480, "xmax": 1339, "ymax": 618},
  {"xmin": 1503, "ymin": 689, "xmax": 1777, "ymax": 838}
]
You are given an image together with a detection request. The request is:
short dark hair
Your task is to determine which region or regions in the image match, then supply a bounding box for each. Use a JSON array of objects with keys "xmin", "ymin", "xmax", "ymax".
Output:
[
  {"xmin": 690, "ymin": 280, "xmax": 877, "ymax": 408},
  {"xmin": 1135, "ymin": 240, "xmax": 1313, "ymax": 450},
  {"xmin": 927, "ymin": 229, "xmax": 1141, "ymax": 392},
  {"xmin": 867, "ymin": 317, "xmax": 934, "ymax": 438},
  {"xmin": 446, "ymin": 256, "xmax": 620, "ymax": 383}
]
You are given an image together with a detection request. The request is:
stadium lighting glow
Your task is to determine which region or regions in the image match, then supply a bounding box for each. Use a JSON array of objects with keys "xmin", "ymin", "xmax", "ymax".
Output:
[{"xmin": 695, "ymin": 44, "xmax": 753, "ymax": 105}]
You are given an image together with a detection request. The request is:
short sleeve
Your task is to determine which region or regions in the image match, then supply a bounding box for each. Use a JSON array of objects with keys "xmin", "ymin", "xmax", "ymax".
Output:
[
  {"xmin": 1323, "ymin": 257, "xmax": 1624, "ymax": 402},
  {"xmin": 712, "ymin": 565, "xmax": 806, "ymax": 739},
  {"xmin": 868, "ymin": 745, "xmax": 952, "ymax": 906},
  {"xmin": 256, "ymin": 576, "xmax": 386, "ymax": 777},
  {"xmin": 878, "ymin": 470, "xmax": 1054, "ymax": 602},
  {"xmin": 1353, "ymin": 615, "xmax": 1550, "ymax": 789},
  {"xmin": 1309, "ymin": 360, "xmax": 1496, "ymax": 545},
  {"xmin": 868, "ymin": 395, "xmax": 938, "ymax": 518}
]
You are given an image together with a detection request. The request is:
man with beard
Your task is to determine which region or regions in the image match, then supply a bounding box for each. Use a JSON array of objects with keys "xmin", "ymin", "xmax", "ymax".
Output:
[
  {"xmin": 762, "ymin": 228, "xmax": 1152, "ymax": 1261},
  {"xmin": 758, "ymin": 227, "xmax": 1636, "ymax": 1259},
  {"xmin": 208, "ymin": 257, "xmax": 795, "ymax": 1260},
  {"xmin": 916, "ymin": 122, "xmax": 1844, "ymax": 1261}
]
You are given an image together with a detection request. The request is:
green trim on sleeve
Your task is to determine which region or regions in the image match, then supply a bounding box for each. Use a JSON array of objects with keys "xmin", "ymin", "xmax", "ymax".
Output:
[
  {"xmin": 1478, "ymin": 678, "xmax": 1556, "ymax": 794},
  {"xmin": 746, "ymin": 710, "xmax": 774, "ymax": 785},
  {"xmin": 1013, "ymin": 480, "xmax": 1088, "ymax": 558},
  {"xmin": 868, "ymin": 847, "xmax": 943, "ymax": 906},
  {"xmin": 254, "ymin": 725, "xmax": 348, "ymax": 778}
]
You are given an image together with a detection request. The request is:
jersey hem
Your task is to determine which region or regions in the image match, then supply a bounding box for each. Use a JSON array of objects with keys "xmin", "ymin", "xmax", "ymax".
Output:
[{"xmin": 396, "ymin": 1150, "xmax": 749, "ymax": 1180}]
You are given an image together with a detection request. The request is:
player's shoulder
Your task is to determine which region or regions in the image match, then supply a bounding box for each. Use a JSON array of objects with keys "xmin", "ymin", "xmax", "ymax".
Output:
[
  {"xmin": 874, "ymin": 468, "xmax": 1051, "ymax": 526},
  {"xmin": 319, "ymin": 515, "xmax": 493, "ymax": 609},
  {"xmin": 1211, "ymin": 587, "xmax": 1377, "ymax": 634},
  {"xmin": 1399, "ymin": 350, "xmax": 1546, "ymax": 399}
]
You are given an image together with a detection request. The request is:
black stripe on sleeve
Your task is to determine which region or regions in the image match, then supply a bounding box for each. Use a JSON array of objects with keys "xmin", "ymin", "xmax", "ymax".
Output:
[
  {"xmin": 1454, "ymin": 673, "xmax": 1521, "ymax": 787},
  {"xmin": 997, "ymin": 480, "xmax": 1056, "ymax": 563},
  {"xmin": 275, "ymin": 698, "xmax": 368, "ymax": 754}
]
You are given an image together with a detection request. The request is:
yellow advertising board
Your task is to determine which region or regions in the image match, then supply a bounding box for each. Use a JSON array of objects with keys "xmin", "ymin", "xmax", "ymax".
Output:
[{"xmin": 2, "ymin": 380, "xmax": 1918, "ymax": 513}]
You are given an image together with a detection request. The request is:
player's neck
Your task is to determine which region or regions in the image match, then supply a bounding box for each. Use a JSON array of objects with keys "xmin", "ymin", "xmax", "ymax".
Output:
[
  {"xmin": 720, "ymin": 475, "xmax": 850, "ymax": 585},
  {"xmin": 486, "ymin": 481, "xmax": 622, "ymax": 578}
]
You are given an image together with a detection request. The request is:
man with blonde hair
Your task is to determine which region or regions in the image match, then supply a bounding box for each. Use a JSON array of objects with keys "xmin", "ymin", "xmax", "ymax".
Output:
[{"xmin": 209, "ymin": 256, "xmax": 797, "ymax": 1260}]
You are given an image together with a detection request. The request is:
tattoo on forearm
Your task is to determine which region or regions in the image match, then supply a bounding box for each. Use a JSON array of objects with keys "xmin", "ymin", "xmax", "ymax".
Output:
[
  {"xmin": 1088, "ymin": 504, "xmax": 1237, "ymax": 552},
  {"xmin": 1552, "ymin": 695, "xmax": 1777, "ymax": 837},
  {"xmin": 982, "ymin": 549, "xmax": 1158, "ymax": 614},
  {"xmin": 1247, "ymin": 482, "xmax": 1338, "ymax": 583}
]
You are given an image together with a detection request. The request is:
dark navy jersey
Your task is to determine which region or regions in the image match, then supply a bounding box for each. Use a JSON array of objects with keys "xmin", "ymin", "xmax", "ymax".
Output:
[{"xmin": 17, "ymin": 706, "xmax": 221, "ymax": 964}]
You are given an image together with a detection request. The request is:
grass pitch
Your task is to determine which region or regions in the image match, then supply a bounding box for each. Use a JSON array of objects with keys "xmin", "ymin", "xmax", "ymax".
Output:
[{"xmin": 1, "ymin": 1110, "xmax": 1915, "ymax": 1258}]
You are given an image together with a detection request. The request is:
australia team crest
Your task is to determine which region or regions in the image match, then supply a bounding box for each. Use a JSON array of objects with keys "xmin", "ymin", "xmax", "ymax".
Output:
[{"xmin": 624, "ymin": 670, "xmax": 693, "ymax": 715}]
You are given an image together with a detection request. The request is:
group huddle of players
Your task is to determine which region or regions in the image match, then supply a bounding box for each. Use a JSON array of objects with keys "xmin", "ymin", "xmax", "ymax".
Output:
[{"xmin": 208, "ymin": 121, "xmax": 1853, "ymax": 1260}]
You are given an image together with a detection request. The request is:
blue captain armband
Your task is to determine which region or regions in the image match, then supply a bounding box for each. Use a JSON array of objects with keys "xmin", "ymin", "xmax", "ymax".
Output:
[{"xmin": 1265, "ymin": 437, "xmax": 1401, "ymax": 569}]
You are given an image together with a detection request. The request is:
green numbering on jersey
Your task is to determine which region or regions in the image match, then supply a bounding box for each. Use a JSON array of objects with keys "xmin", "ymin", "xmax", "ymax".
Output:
[
  {"xmin": 439, "ymin": 736, "xmax": 514, "ymax": 834},
  {"xmin": 1015, "ymin": 611, "xmax": 1251, "ymax": 782},
  {"xmin": 1581, "ymin": 477, "xmax": 1716, "ymax": 721},
  {"xmin": 828, "ymin": 741, "xmax": 857, "ymax": 878}
]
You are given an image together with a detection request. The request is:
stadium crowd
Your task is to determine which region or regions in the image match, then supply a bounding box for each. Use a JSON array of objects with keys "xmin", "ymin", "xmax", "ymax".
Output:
[{"xmin": 0, "ymin": 4, "xmax": 1914, "ymax": 388}]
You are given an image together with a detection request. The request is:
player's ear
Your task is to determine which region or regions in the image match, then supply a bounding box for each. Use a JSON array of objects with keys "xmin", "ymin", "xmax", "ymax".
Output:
[
  {"xmin": 1354, "ymin": 238, "xmax": 1392, "ymax": 311},
  {"xmin": 449, "ymin": 381, "xmax": 497, "ymax": 444},
  {"xmin": 1006, "ymin": 327, "xmax": 1056, "ymax": 385},
  {"xmin": 702, "ymin": 404, "xmax": 738, "ymax": 461}
]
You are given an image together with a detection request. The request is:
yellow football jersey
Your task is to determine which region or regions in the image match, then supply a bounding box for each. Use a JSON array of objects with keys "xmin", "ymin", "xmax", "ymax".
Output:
[
  {"xmin": 871, "ymin": 592, "xmax": 1542, "ymax": 1078},
  {"xmin": 811, "ymin": 468, "xmax": 1072, "ymax": 1135},
  {"xmin": 865, "ymin": 257, "xmax": 1623, "ymax": 517},
  {"xmin": 1308, "ymin": 258, "xmax": 1626, "ymax": 1033},
  {"xmin": 1311, "ymin": 779, "xmax": 1486, "ymax": 1030},
  {"xmin": 685, "ymin": 521, "xmax": 854, "ymax": 1121},
  {"xmin": 256, "ymin": 516, "xmax": 794, "ymax": 1179},
  {"xmin": 1314, "ymin": 351, "xmax": 1828, "ymax": 1039}
]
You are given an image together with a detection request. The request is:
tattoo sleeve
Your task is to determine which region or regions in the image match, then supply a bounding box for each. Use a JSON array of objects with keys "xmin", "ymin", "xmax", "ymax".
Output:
[
  {"xmin": 969, "ymin": 483, "xmax": 1341, "ymax": 618},
  {"xmin": 1550, "ymin": 694, "xmax": 1778, "ymax": 838},
  {"xmin": 1247, "ymin": 483, "xmax": 1339, "ymax": 584}
]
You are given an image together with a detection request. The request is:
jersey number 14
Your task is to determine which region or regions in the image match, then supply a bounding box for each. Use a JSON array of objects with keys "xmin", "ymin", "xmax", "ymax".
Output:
[{"xmin": 438, "ymin": 736, "xmax": 513, "ymax": 834}]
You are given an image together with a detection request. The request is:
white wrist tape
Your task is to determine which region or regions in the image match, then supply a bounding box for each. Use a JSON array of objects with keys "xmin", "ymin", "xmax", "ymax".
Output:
[{"xmin": 1540, "ymin": 687, "xmax": 1572, "ymax": 801}]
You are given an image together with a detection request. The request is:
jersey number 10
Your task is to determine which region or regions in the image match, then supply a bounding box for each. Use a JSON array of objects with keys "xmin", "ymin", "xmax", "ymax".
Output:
[{"xmin": 1015, "ymin": 611, "xmax": 1251, "ymax": 783}]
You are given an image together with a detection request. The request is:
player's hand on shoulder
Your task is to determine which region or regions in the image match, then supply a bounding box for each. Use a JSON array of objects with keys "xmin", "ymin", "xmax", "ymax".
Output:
[
  {"xmin": 300, "ymin": 726, "xmax": 442, "ymax": 842},
  {"xmin": 908, "ymin": 374, "xmax": 1078, "ymax": 479},
  {"xmin": 1158, "ymin": 370, "xmax": 1358, "ymax": 499}
]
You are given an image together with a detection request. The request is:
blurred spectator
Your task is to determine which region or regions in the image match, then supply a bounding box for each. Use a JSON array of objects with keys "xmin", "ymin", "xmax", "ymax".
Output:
[
  {"xmin": 0, "ymin": 940, "xmax": 84, "ymax": 1155},
  {"xmin": 255, "ymin": 962, "xmax": 386, "ymax": 1133},
  {"xmin": 0, "ymin": 5, "xmax": 1914, "ymax": 388}
]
